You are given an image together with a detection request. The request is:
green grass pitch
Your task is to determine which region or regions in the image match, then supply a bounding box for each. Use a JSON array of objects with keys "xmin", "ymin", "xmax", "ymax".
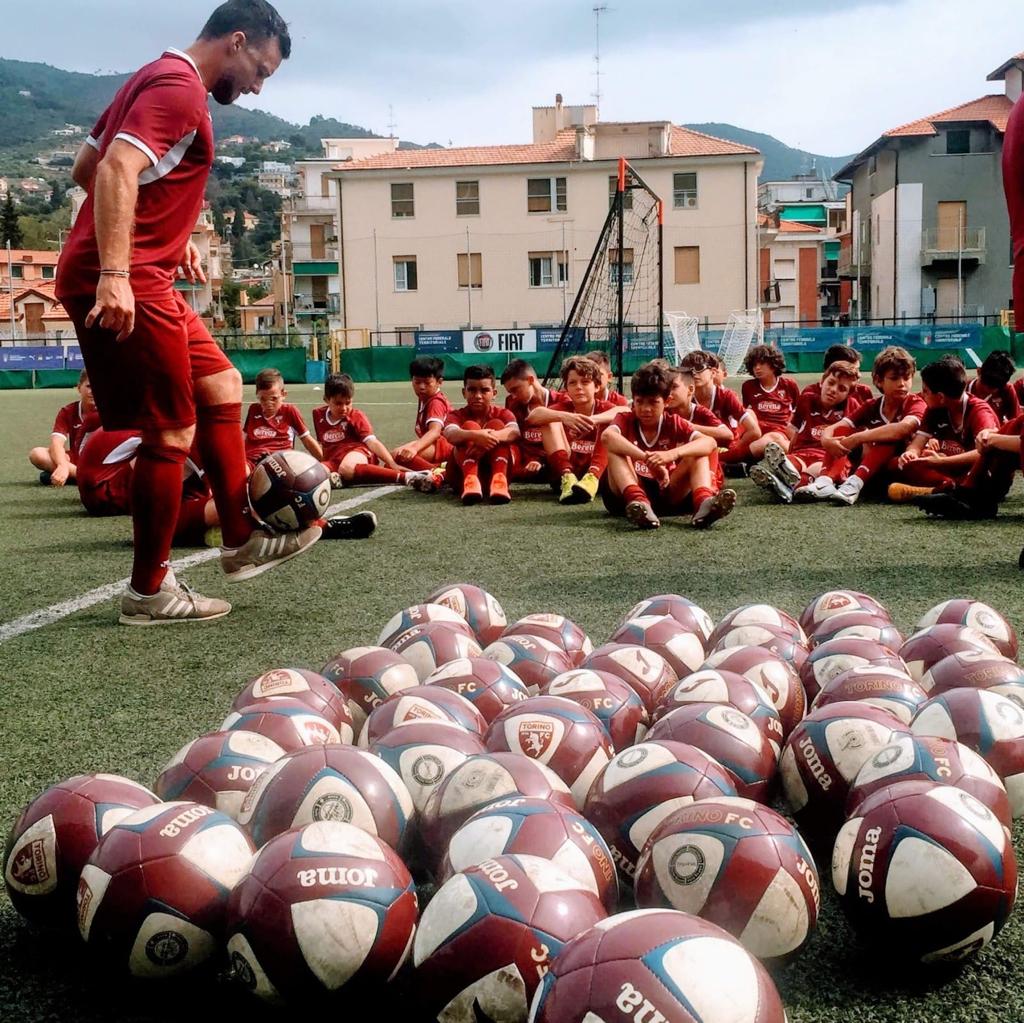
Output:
[{"xmin": 1, "ymin": 377, "xmax": 1023, "ymax": 1021}]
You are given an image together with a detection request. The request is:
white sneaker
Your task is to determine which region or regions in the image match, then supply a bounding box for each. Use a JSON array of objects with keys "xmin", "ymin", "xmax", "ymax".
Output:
[
  {"xmin": 832, "ymin": 476, "xmax": 864, "ymax": 506},
  {"xmin": 119, "ymin": 568, "xmax": 231, "ymax": 626},
  {"xmin": 810, "ymin": 476, "xmax": 838, "ymax": 499},
  {"xmin": 220, "ymin": 525, "xmax": 322, "ymax": 582},
  {"xmin": 762, "ymin": 441, "xmax": 800, "ymax": 487}
]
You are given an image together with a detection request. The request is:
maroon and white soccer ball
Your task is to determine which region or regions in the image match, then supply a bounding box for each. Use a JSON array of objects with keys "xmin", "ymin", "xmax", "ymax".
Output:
[
  {"xmin": 155, "ymin": 730, "xmax": 285, "ymax": 819},
  {"xmin": 916, "ymin": 599, "xmax": 1018, "ymax": 660},
  {"xmin": 609, "ymin": 615, "xmax": 708, "ymax": 677},
  {"xmin": 413, "ymin": 854, "xmax": 606, "ymax": 1023},
  {"xmin": 800, "ymin": 589, "xmax": 891, "ymax": 634},
  {"xmin": 528, "ymin": 909, "xmax": 788, "ymax": 1023},
  {"xmin": 580, "ymin": 643, "xmax": 678, "ymax": 715},
  {"xmin": 810, "ymin": 611, "xmax": 904, "ymax": 651},
  {"xmin": 543, "ymin": 668, "xmax": 650, "ymax": 750},
  {"xmin": 653, "ymin": 669, "xmax": 784, "ymax": 757},
  {"xmin": 425, "ymin": 657, "xmax": 530, "ymax": 722},
  {"xmin": 377, "ymin": 602, "xmax": 473, "ymax": 649},
  {"xmin": 237, "ymin": 744, "xmax": 414, "ymax": 850},
  {"xmin": 501, "ymin": 614, "xmax": 593, "ymax": 666},
  {"xmin": 634, "ymin": 796, "xmax": 820, "ymax": 966},
  {"xmin": 911, "ymin": 688, "xmax": 1024, "ymax": 816},
  {"xmin": 620, "ymin": 594, "xmax": 715, "ymax": 646},
  {"xmin": 799, "ymin": 637, "xmax": 907, "ymax": 704},
  {"xmin": 708, "ymin": 604, "xmax": 808, "ymax": 650},
  {"xmin": 358, "ymin": 685, "xmax": 486, "ymax": 748},
  {"xmin": 426, "ymin": 582, "xmax": 508, "ymax": 645},
  {"xmin": 701, "ymin": 645, "xmax": 805, "ymax": 737},
  {"xmin": 3, "ymin": 774, "xmax": 159, "ymax": 928},
  {"xmin": 779, "ymin": 702, "xmax": 908, "ymax": 845},
  {"xmin": 812, "ymin": 666, "xmax": 929, "ymax": 725},
  {"xmin": 221, "ymin": 698, "xmax": 341, "ymax": 753},
  {"xmin": 482, "ymin": 634, "xmax": 574, "ymax": 694},
  {"xmin": 226, "ymin": 821, "xmax": 417, "ymax": 1004},
  {"xmin": 77, "ymin": 801, "xmax": 255, "ymax": 976},
  {"xmin": 710, "ymin": 623, "xmax": 809, "ymax": 673},
  {"xmin": 647, "ymin": 703, "xmax": 777, "ymax": 803},
  {"xmin": 389, "ymin": 622, "xmax": 484, "ymax": 681},
  {"xmin": 582, "ymin": 740, "xmax": 737, "ymax": 885},
  {"xmin": 320, "ymin": 645, "xmax": 420, "ymax": 732},
  {"xmin": 484, "ymin": 696, "xmax": 613, "ymax": 808},
  {"xmin": 921, "ymin": 650, "xmax": 1024, "ymax": 696},
  {"xmin": 832, "ymin": 780, "xmax": 1017, "ymax": 963},
  {"xmin": 230, "ymin": 667, "xmax": 353, "ymax": 737},
  {"xmin": 441, "ymin": 797, "xmax": 618, "ymax": 912},
  {"xmin": 419, "ymin": 753, "xmax": 575, "ymax": 856},
  {"xmin": 845, "ymin": 733, "xmax": 1011, "ymax": 830},
  {"xmin": 899, "ymin": 625, "xmax": 1001, "ymax": 686},
  {"xmin": 369, "ymin": 721, "xmax": 486, "ymax": 814},
  {"xmin": 247, "ymin": 450, "xmax": 331, "ymax": 532}
]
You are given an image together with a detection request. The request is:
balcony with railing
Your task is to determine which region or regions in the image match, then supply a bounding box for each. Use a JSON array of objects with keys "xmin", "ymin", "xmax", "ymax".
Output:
[
  {"xmin": 293, "ymin": 294, "xmax": 341, "ymax": 316},
  {"xmin": 837, "ymin": 249, "xmax": 871, "ymax": 278},
  {"xmin": 921, "ymin": 227, "xmax": 986, "ymax": 266},
  {"xmin": 285, "ymin": 194, "xmax": 337, "ymax": 214},
  {"xmin": 290, "ymin": 242, "xmax": 339, "ymax": 262}
]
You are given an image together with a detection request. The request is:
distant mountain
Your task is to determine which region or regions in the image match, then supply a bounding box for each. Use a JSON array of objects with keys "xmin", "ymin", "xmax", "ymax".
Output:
[{"xmin": 683, "ymin": 122, "xmax": 856, "ymax": 184}]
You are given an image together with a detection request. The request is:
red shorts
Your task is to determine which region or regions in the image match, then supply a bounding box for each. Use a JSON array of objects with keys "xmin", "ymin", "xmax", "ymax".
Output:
[
  {"xmin": 322, "ymin": 445, "xmax": 374, "ymax": 471},
  {"xmin": 64, "ymin": 291, "xmax": 233, "ymax": 432},
  {"xmin": 78, "ymin": 464, "xmax": 133, "ymax": 516},
  {"xmin": 246, "ymin": 444, "xmax": 293, "ymax": 469}
]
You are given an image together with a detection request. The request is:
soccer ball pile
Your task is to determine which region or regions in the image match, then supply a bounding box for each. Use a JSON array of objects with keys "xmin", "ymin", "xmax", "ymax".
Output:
[{"xmin": 5, "ymin": 588, "xmax": 1022, "ymax": 1017}]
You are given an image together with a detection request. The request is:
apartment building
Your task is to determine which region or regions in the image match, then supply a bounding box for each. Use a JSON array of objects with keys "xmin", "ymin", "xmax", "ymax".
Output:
[
  {"xmin": 835, "ymin": 53, "xmax": 1019, "ymax": 321},
  {"xmin": 323, "ymin": 100, "xmax": 761, "ymax": 335}
]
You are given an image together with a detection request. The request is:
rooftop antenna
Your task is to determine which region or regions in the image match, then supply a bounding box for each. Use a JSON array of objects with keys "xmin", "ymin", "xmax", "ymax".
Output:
[
  {"xmin": 593, "ymin": 4, "xmax": 611, "ymax": 118},
  {"xmin": 386, "ymin": 104, "xmax": 397, "ymax": 140}
]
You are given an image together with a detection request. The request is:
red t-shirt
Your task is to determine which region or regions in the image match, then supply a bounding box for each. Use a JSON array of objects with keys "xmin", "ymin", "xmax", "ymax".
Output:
[
  {"xmin": 505, "ymin": 388, "xmax": 567, "ymax": 462},
  {"xmin": 52, "ymin": 400, "xmax": 88, "ymax": 461},
  {"xmin": 700, "ymin": 385, "xmax": 746, "ymax": 429},
  {"xmin": 444, "ymin": 405, "xmax": 517, "ymax": 433},
  {"xmin": 598, "ymin": 388, "xmax": 630, "ymax": 408},
  {"xmin": 550, "ymin": 397, "xmax": 614, "ymax": 473},
  {"xmin": 313, "ymin": 406, "xmax": 375, "ymax": 464},
  {"xmin": 608, "ymin": 410, "xmax": 697, "ymax": 479},
  {"xmin": 741, "ymin": 376, "xmax": 801, "ymax": 431},
  {"xmin": 682, "ymin": 404, "xmax": 726, "ymax": 433},
  {"xmin": 1005, "ymin": 96, "xmax": 1024, "ymax": 264},
  {"xmin": 843, "ymin": 393, "xmax": 927, "ymax": 432},
  {"xmin": 918, "ymin": 394, "xmax": 1000, "ymax": 456},
  {"xmin": 966, "ymin": 378, "xmax": 1021, "ymax": 425},
  {"xmin": 1013, "ymin": 377, "xmax": 1024, "ymax": 407},
  {"xmin": 791, "ymin": 392, "xmax": 853, "ymax": 454},
  {"xmin": 57, "ymin": 49, "xmax": 213, "ymax": 301},
  {"xmin": 244, "ymin": 403, "xmax": 310, "ymax": 459},
  {"xmin": 415, "ymin": 393, "xmax": 452, "ymax": 438}
]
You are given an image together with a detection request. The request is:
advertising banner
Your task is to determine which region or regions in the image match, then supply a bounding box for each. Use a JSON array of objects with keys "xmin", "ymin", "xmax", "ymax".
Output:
[{"xmin": 462, "ymin": 329, "xmax": 537, "ymax": 354}]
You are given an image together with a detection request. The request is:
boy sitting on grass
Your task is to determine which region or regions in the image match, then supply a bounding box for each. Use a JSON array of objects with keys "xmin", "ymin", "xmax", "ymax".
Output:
[
  {"xmin": 665, "ymin": 363, "xmax": 735, "ymax": 495},
  {"xmin": 966, "ymin": 350, "xmax": 1020, "ymax": 424},
  {"xmin": 29, "ymin": 369, "xmax": 96, "ymax": 486},
  {"xmin": 730, "ymin": 344, "xmax": 801, "ymax": 466},
  {"xmin": 392, "ymin": 355, "xmax": 453, "ymax": 472},
  {"xmin": 749, "ymin": 361, "xmax": 860, "ymax": 503},
  {"xmin": 600, "ymin": 360, "xmax": 735, "ymax": 530},
  {"xmin": 501, "ymin": 358, "xmax": 567, "ymax": 484},
  {"xmin": 243, "ymin": 368, "xmax": 322, "ymax": 469},
  {"xmin": 817, "ymin": 346, "xmax": 925, "ymax": 505},
  {"xmin": 314, "ymin": 373, "xmax": 437, "ymax": 491},
  {"xmin": 443, "ymin": 365, "xmax": 520, "ymax": 505}
]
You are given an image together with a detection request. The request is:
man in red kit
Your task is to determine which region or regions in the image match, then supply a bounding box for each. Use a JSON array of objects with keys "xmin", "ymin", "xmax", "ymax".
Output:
[
  {"xmin": 1004, "ymin": 84, "xmax": 1024, "ymax": 330},
  {"xmin": 55, "ymin": 1, "xmax": 318, "ymax": 626},
  {"xmin": 29, "ymin": 370, "xmax": 96, "ymax": 486}
]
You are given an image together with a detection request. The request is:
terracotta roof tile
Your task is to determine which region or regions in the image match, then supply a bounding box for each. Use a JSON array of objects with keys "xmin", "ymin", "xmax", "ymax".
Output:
[
  {"xmin": 884, "ymin": 94, "xmax": 1013, "ymax": 137},
  {"xmin": 778, "ymin": 221, "xmax": 822, "ymax": 234}
]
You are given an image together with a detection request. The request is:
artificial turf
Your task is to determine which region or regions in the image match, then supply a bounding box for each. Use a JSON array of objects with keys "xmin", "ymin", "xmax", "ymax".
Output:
[{"xmin": 1, "ymin": 378, "xmax": 1023, "ymax": 1022}]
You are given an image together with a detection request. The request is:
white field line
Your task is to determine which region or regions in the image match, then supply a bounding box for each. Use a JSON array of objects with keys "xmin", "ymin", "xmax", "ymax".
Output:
[{"xmin": 0, "ymin": 486, "xmax": 399, "ymax": 644}]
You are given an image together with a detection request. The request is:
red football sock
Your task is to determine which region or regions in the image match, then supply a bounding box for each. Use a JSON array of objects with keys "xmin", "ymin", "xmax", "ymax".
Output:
[
  {"xmin": 855, "ymin": 443, "xmax": 897, "ymax": 483},
  {"xmin": 351, "ymin": 464, "xmax": 405, "ymax": 484},
  {"xmin": 398, "ymin": 454, "xmax": 434, "ymax": 471},
  {"xmin": 588, "ymin": 442, "xmax": 608, "ymax": 478},
  {"xmin": 549, "ymin": 449, "xmax": 572, "ymax": 477},
  {"xmin": 130, "ymin": 443, "xmax": 188, "ymax": 595},
  {"xmin": 720, "ymin": 438, "xmax": 751, "ymax": 464},
  {"xmin": 490, "ymin": 446, "xmax": 511, "ymax": 475},
  {"xmin": 195, "ymin": 403, "xmax": 252, "ymax": 548},
  {"xmin": 797, "ymin": 472, "xmax": 813, "ymax": 489},
  {"xmin": 623, "ymin": 483, "xmax": 649, "ymax": 505},
  {"xmin": 692, "ymin": 486, "xmax": 714, "ymax": 508}
]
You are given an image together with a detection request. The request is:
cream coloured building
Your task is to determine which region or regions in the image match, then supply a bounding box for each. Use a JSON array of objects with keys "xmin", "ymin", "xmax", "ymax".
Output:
[{"xmin": 327, "ymin": 101, "xmax": 762, "ymax": 337}]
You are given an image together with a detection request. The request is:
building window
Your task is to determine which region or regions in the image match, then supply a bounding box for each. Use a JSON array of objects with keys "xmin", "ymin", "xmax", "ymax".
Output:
[
  {"xmin": 868, "ymin": 154, "xmax": 877, "ymax": 175},
  {"xmin": 673, "ymin": 172, "xmax": 698, "ymax": 209},
  {"xmin": 391, "ymin": 182, "xmax": 414, "ymax": 218},
  {"xmin": 608, "ymin": 175, "xmax": 633, "ymax": 210},
  {"xmin": 456, "ymin": 180, "xmax": 479, "ymax": 216},
  {"xmin": 805, "ymin": 188, "xmax": 815, "ymax": 199},
  {"xmin": 527, "ymin": 177, "xmax": 567, "ymax": 213},
  {"xmin": 674, "ymin": 246, "xmax": 700, "ymax": 284},
  {"xmin": 946, "ymin": 129, "xmax": 970, "ymax": 155},
  {"xmin": 11, "ymin": 265, "xmax": 23, "ymax": 278},
  {"xmin": 42, "ymin": 266, "xmax": 55, "ymax": 279},
  {"xmin": 458, "ymin": 252, "xmax": 482, "ymax": 289},
  {"xmin": 529, "ymin": 251, "xmax": 568, "ymax": 288},
  {"xmin": 393, "ymin": 256, "xmax": 417, "ymax": 292},
  {"xmin": 608, "ymin": 248, "xmax": 634, "ymax": 286}
]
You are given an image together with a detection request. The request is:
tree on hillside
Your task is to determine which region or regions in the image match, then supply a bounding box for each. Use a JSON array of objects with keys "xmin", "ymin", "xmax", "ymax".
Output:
[{"xmin": 1, "ymin": 193, "xmax": 23, "ymax": 247}]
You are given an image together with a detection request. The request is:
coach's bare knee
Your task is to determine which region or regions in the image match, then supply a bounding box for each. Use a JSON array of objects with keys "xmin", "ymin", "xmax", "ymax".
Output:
[
  {"xmin": 143, "ymin": 425, "xmax": 195, "ymax": 451},
  {"xmin": 195, "ymin": 367, "xmax": 243, "ymax": 407}
]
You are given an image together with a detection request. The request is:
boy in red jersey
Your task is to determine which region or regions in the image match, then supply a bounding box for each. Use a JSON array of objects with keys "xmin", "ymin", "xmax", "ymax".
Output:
[
  {"xmin": 738, "ymin": 345, "xmax": 801, "ymax": 462},
  {"xmin": 242, "ymin": 368, "xmax": 322, "ymax": 468},
  {"xmin": 585, "ymin": 350, "xmax": 630, "ymax": 407},
  {"xmin": 750, "ymin": 362, "xmax": 859, "ymax": 503},
  {"xmin": 392, "ymin": 355, "xmax": 452, "ymax": 472},
  {"xmin": 443, "ymin": 365, "xmax": 520, "ymax": 505},
  {"xmin": 314, "ymin": 373, "xmax": 436, "ymax": 491},
  {"xmin": 890, "ymin": 354, "xmax": 999, "ymax": 501},
  {"xmin": 665, "ymin": 364, "xmax": 735, "ymax": 496},
  {"xmin": 527, "ymin": 355, "xmax": 620, "ymax": 504},
  {"xmin": 818, "ymin": 346, "xmax": 924, "ymax": 505},
  {"xmin": 680, "ymin": 350, "xmax": 761, "ymax": 469},
  {"xmin": 966, "ymin": 350, "xmax": 1020, "ymax": 424},
  {"xmin": 29, "ymin": 370, "xmax": 96, "ymax": 486},
  {"xmin": 500, "ymin": 359, "xmax": 567, "ymax": 483},
  {"xmin": 814, "ymin": 345, "xmax": 874, "ymax": 405},
  {"xmin": 601, "ymin": 361, "xmax": 735, "ymax": 530}
]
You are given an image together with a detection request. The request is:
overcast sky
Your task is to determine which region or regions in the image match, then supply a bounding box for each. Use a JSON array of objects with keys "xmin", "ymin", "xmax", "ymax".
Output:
[{"xmin": 4, "ymin": 0, "xmax": 1020, "ymax": 158}]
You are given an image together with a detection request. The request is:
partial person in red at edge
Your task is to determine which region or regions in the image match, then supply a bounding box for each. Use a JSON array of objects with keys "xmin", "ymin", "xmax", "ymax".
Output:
[{"xmin": 55, "ymin": 1, "xmax": 320, "ymax": 627}]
